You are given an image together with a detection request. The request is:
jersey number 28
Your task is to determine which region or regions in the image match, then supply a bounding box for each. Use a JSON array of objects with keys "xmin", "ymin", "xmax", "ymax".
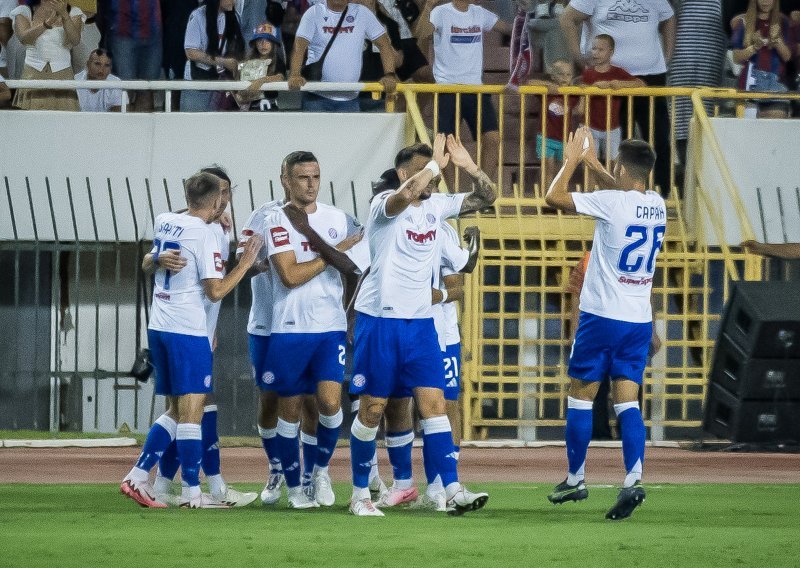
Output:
[{"xmin": 617, "ymin": 225, "xmax": 665, "ymax": 274}]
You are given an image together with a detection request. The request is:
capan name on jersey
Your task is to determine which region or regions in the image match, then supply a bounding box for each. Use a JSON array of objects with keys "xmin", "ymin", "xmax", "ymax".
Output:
[{"xmin": 635, "ymin": 205, "xmax": 665, "ymax": 220}]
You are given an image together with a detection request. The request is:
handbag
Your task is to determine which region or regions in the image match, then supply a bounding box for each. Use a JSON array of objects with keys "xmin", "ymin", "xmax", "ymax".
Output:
[{"xmin": 301, "ymin": 6, "xmax": 348, "ymax": 81}]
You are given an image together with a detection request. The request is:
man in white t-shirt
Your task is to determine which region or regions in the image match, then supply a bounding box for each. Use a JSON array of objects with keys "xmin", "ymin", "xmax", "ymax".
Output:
[
  {"xmin": 348, "ymin": 133, "xmax": 496, "ymax": 517},
  {"xmin": 75, "ymin": 49, "xmax": 129, "ymax": 112},
  {"xmin": 261, "ymin": 151, "xmax": 363, "ymax": 510},
  {"xmin": 544, "ymin": 127, "xmax": 666, "ymax": 521},
  {"xmin": 418, "ymin": 0, "xmax": 511, "ymax": 186},
  {"xmin": 559, "ymin": 0, "xmax": 675, "ymax": 196},
  {"xmin": 287, "ymin": 0, "xmax": 397, "ymax": 112},
  {"xmin": 120, "ymin": 171, "xmax": 262, "ymax": 509}
]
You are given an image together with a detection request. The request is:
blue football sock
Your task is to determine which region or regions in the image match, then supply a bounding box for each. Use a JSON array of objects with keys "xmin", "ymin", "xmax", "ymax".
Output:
[
  {"xmin": 453, "ymin": 444, "xmax": 460, "ymax": 461},
  {"xmin": 565, "ymin": 396, "xmax": 593, "ymax": 484},
  {"xmin": 350, "ymin": 416, "xmax": 378, "ymax": 492},
  {"xmin": 277, "ymin": 419, "xmax": 301, "ymax": 488},
  {"xmin": 300, "ymin": 432, "xmax": 317, "ymax": 486},
  {"xmin": 421, "ymin": 416, "xmax": 458, "ymax": 488},
  {"xmin": 258, "ymin": 426, "xmax": 281, "ymax": 474},
  {"xmin": 176, "ymin": 423, "xmax": 203, "ymax": 489},
  {"xmin": 421, "ymin": 435, "xmax": 437, "ymax": 485},
  {"xmin": 157, "ymin": 439, "xmax": 180, "ymax": 481},
  {"xmin": 615, "ymin": 401, "xmax": 646, "ymax": 487},
  {"xmin": 134, "ymin": 414, "xmax": 177, "ymax": 474},
  {"xmin": 316, "ymin": 409, "xmax": 343, "ymax": 469},
  {"xmin": 386, "ymin": 429, "xmax": 414, "ymax": 482},
  {"xmin": 201, "ymin": 405, "xmax": 221, "ymax": 477}
]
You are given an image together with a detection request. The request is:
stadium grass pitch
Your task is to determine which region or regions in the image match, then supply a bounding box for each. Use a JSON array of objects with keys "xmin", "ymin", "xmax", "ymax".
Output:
[{"xmin": 2, "ymin": 483, "xmax": 799, "ymax": 567}]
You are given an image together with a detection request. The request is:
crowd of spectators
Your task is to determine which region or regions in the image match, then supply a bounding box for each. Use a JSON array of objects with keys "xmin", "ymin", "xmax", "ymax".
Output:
[{"xmin": 0, "ymin": 0, "xmax": 798, "ymax": 193}]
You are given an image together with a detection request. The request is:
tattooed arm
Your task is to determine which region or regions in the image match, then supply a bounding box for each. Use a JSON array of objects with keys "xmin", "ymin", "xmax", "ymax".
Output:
[{"xmin": 444, "ymin": 134, "xmax": 497, "ymax": 215}]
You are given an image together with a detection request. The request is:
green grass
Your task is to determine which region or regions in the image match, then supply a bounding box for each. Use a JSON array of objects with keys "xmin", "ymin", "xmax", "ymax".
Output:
[{"xmin": 1, "ymin": 483, "xmax": 799, "ymax": 567}]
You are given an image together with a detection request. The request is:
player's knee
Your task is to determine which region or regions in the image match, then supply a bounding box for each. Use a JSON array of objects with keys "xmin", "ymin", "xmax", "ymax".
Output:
[
  {"xmin": 316, "ymin": 397, "xmax": 340, "ymax": 417},
  {"xmin": 359, "ymin": 402, "xmax": 385, "ymax": 429},
  {"xmin": 417, "ymin": 397, "xmax": 446, "ymax": 419}
]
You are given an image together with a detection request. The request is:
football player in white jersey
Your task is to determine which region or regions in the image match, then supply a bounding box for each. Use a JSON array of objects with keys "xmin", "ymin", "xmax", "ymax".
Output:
[
  {"xmin": 121, "ymin": 171, "xmax": 262, "ymax": 509},
  {"xmin": 348, "ymin": 133, "xmax": 496, "ymax": 517},
  {"xmin": 544, "ymin": 127, "xmax": 666, "ymax": 520},
  {"xmin": 262, "ymin": 151, "xmax": 362, "ymax": 509}
]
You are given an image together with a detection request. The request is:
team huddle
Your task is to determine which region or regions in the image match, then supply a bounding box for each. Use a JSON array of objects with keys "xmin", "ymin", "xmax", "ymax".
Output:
[{"xmin": 121, "ymin": 126, "xmax": 665, "ymax": 521}]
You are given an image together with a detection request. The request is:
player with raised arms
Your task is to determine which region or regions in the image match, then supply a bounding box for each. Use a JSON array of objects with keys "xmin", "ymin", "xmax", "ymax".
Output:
[
  {"xmin": 544, "ymin": 127, "xmax": 666, "ymax": 520},
  {"xmin": 348, "ymin": 133, "xmax": 496, "ymax": 516}
]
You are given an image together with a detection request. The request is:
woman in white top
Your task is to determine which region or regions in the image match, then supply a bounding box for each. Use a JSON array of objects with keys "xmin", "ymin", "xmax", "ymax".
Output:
[
  {"xmin": 181, "ymin": 0, "xmax": 245, "ymax": 112},
  {"xmin": 11, "ymin": 0, "xmax": 84, "ymax": 110}
]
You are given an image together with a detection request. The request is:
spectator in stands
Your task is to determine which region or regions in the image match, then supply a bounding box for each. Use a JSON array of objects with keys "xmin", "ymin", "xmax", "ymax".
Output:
[
  {"xmin": 0, "ymin": 0, "xmax": 15, "ymax": 77},
  {"xmin": 0, "ymin": 72, "xmax": 10, "ymax": 106},
  {"xmin": 560, "ymin": 0, "xmax": 675, "ymax": 196},
  {"xmin": 105, "ymin": 0, "xmax": 162, "ymax": 112},
  {"xmin": 75, "ymin": 47, "xmax": 129, "ymax": 111},
  {"xmin": 526, "ymin": 0, "xmax": 571, "ymax": 74},
  {"xmin": 580, "ymin": 34, "xmax": 644, "ymax": 164},
  {"xmin": 667, "ymin": 0, "xmax": 725, "ymax": 172},
  {"xmin": 239, "ymin": 0, "xmax": 269, "ymax": 43},
  {"xmin": 731, "ymin": 0, "xmax": 794, "ymax": 118},
  {"xmin": 70, "ymin": 0, "xmax": 101, "ymax": 75},
  {"xmin": 527, "ymin": 59, "xmax": 579, "ymax": 189},
  {"xmin": 231, "ymin": 22, "xmax": 286, "ymax": 110},
  {"xmin": 287, "ymin": 0, "xmax": 397, "ymax": 112},
  {"xmin": 182, "ymin": 0, "xmax": 245, "ymax": 112},
  {"xmin": 418, "ymin": 0, "xmax": 512, "ymax": 185},
  {"xmin": 11, "ymin": 0, "xmax": 85, "ymax": 111}
]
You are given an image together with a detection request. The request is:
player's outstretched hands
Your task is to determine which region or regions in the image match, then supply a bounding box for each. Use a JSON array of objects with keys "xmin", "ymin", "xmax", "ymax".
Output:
[
  {"xmin": 432, "ymin": 132, "xmax": 450, "ymax": 170},
  {"xmin": 239, "ymin": 234, "xmax": 264, "ymax": 269},
  {"xmin": 446, "ymin": 134, "xmax": 479, "ymax": 175},
  {"xmin": 563, "ymin": 127, "xmax": 590, "ymax": 164},
  {"xmin": 157, "ymin": 250, "xmax": 187, "ymax": 273},
  {"xmin": 336, "ymin": 230, "xmax": 363, "ymax": 252},
  {"xmin": 282, "ymin": 202, "xmax": 311, "ymax": 234}
]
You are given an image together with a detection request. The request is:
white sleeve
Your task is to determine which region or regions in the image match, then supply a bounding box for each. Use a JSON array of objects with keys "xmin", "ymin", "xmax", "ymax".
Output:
[
  {"xmin": 10, "ymin": 5, "xmax": 32, "ymax": 32},
  {"xmin": 371, "ymin": 190, "xmax": 398, "ymax": 221},
  {"xmin": 265, "ymin": 211, "xmax": 295, "ymax": 257},
  {"xmin": 429, "ymin": 5, "xmax": 443, "ymax": 31},
  {"xmin": 432, "ymin": 192, "xmax": 466, "ymax": 220},
  {"xmin": 345, "ymin": 213, "xmax": 363, "ymax": 237},
  {"xmin": 440, "ymin": 223, "xmax": 468, "ymax": 275},
  {"xmin": 571, "ymin": 190, "xmax": 620, "ymax": 222},
  {"xmin": 345, "ymin": 240, "xmax": 371, "ymax": 274},
  {"xmin": 237, "ymin": 208, "xmax": 263, "ymax": 255},
  {"xmin": 566, "ymin": 0, "xmax": 593, "ymax": 16},
  {"xmin": 364, "ymin": 7, "xmax": 387, "ymax": 41},
  {"xmin": 197, "ymin": 229, "xmax": 224, "ymax": 280},
  {"xmin": 68, "ymin": 6, "xmax": 87, "ymax": 21},
  {"xmin": 656, "ymin": 0, "xmax": 674, "ymax": 21},
  {"xmin": 480, "ymin": 7, "xmax": 499, "ymax": 31},
  {"xmin": 184, "ymin": 10, "xmax": 207, "ymax": 51},
  {"xmin": 295, "ymin": 8, "xmax": 316, "ymax": 42}
]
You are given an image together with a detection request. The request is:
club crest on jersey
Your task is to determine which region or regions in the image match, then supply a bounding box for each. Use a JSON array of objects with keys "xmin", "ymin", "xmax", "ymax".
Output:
[
  {"xmin": 426, "ymin": 213, "xmax": 436, "ymax": 224},
  {"xmin": 328, "ymin": 228, "xmax": 338, "ymax": 239},
  {"xmin": 214, "ymin": 252, "xmax": 224, "ymax": 272},
  {"xmin": 406, "ymin": 229, "xmax": 437, "ymax": 244},
  {"xmin": 352, "ymin": 374, "xmax": 366, "ymax": 388},
  {"xmin": 271, "ymin": 226, "xmax": 290, "ymax": 247},
  {"xmin": 204, "ymin": 375, "xmax": 212, "ymax": 388},
  {"xmin": 263, "ymin": 371, "xmax": 275, "ymax": 384}
]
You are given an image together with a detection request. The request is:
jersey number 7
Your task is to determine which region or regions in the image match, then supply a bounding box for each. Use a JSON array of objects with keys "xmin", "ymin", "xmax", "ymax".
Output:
[
  {"xmin": 617, "ymin": 225, "xmax": 665, "ymax": 274},
  {"xmin": 153, "ymin": 239, "xmax": 181, "ymax": 290}
]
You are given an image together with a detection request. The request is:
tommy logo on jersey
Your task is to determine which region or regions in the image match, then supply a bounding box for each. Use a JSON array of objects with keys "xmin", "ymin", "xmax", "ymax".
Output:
[
  {"xmin": 406, "ymin": 229, "xmax": 437, "ymax": 244},
  {"xmin": 214, "ymin": 252, "xmax": 224, "ymax": 272},
  {"xmin": 271, "ymin": 226, "xmax": 290, "ymax": 247},
  {"xmin": 301, "ymin": 242, "xmax": 319, "ymax": 252}
]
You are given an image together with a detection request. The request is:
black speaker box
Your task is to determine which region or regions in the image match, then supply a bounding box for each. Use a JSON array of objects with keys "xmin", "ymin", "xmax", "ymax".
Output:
[
  {"xmin": 721, "ymin": 281, "xmax": 800, "ymax": 358},
  {"xmin": 704, "ymin": 384, "xmax": 800, "ymax": 443},
  {"xmin": 711, "ymin": 333, "xmax": 800, "ymax": 400}
]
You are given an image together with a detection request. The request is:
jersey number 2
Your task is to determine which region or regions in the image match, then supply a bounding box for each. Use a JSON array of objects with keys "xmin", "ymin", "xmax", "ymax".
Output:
[
  {"xmin": 617, "ymin": 225, "xmax": 665, "ymax": 274},
  {"xmin": 153, "ymin": 239, "xmax": 180, "ymax": 290}
]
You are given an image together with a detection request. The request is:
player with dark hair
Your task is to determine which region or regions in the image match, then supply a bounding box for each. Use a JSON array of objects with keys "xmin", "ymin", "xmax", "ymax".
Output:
[{"xmin": 544, "ymin": 127, "xmax": 665, "ymax": 520}]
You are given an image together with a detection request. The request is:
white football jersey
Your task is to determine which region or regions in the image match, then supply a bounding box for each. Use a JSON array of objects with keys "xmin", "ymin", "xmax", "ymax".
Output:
[
  {"xmin": 572, "ymin": 189, "xmax": 667, "ymax": 323},
  {"xmin": 238, "ymin": 200, "xmax": 282, "ymax": 336},
  {"xmin": 265, "ymin": 202, "xmax": 349, "ymax": 334},
  {"xmin": 204, "ymin": 221, "xmax": 231, "ymax": 345},
  {"xmin": 356, "ymin": 191, "xmax": 466, "ymax": 319},
  {"xmin": 148, "ymin": 212, "xmax": 223, "ymax": 337},
  {"xmin": 432, "ymin": 221, "xmax": 468, "ymax": 350}
]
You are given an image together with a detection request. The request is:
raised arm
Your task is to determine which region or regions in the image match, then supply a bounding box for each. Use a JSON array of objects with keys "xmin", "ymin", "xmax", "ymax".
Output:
[
  {"xmin": 385, "ymin": 133, "xmax": 451, "ymax": 217},
  {"xmin": 445, "ymin": 135, "xmax": 497, "ymax": 214},
  {"xmin": 545, "ymin": 128, "xmax": 591, "ymax": 213},
  {"xmin": 415, "ymin": 0, "xmax": 437, "ymax": 41},
  {"xmin": 559, "ymin": 6, "xmax": 590, "ymax": 69}
]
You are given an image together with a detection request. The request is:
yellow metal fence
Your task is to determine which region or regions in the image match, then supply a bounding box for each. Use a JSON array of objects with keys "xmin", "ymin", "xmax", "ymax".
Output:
[{"xmin": 395, "ymin": 84, "xmax": 800, "ymax": 440}]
